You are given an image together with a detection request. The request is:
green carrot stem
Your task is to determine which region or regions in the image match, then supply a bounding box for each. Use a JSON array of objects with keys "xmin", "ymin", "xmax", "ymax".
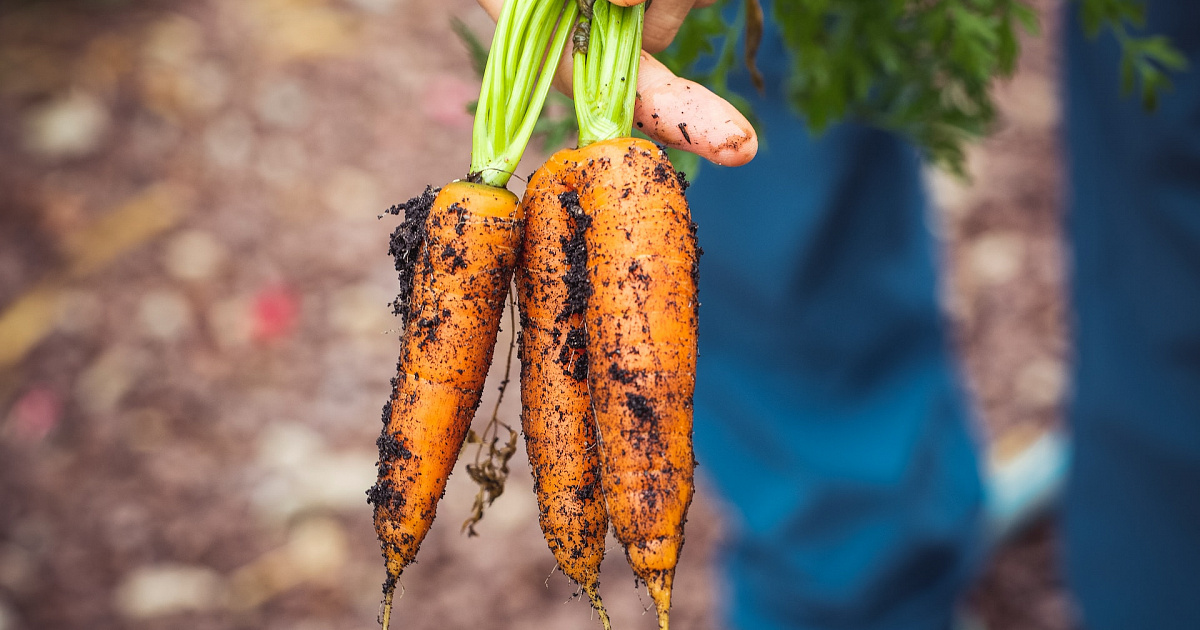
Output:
[
  {"xmin": 471, "ymin": 0, "xmax": 578, "ymax": 188},
  {"xmin": 573, "ymin": 0, "xmax": 644, "ymax": 147}
]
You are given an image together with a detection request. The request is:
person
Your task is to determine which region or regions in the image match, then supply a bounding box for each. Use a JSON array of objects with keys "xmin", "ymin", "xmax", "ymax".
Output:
[{"xmin": 474, "ymin": 0, "xmax": 1200, "ymax": 628}]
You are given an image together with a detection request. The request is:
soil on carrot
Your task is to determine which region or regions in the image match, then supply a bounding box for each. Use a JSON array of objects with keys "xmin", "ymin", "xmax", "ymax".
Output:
[
  {"xmin": 556, "ymin": 190, "xmax": 592, "ymax": 322},
  {"xmin": 386, "ymin": 186, "xmax": 438, "ymax": 315}
]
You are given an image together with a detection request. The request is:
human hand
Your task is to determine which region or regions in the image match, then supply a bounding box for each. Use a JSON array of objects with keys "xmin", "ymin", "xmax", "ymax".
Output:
[{"xmin": 475, "ymin": 0, "xmax": 757, "ymax": 166}]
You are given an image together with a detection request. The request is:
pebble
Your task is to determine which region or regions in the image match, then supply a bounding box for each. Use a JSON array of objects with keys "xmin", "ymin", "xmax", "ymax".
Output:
[
  {"xmin": 204, "ymin": 113, "xmax": 256, "ymax": 170},
  {"xmin": 285, "ymin": 517, "xmax": 349, "ymax": 579},
  {"xmin": 969, "ymin": 231, "xmax": 1025, "ymax": 285},
  {"xmin": 22, "ymin": 92, "xmax": 110, "ymax": 160},
  {"xmin": 163, "ymin": 229, "xmax": 226, "ymax": 282},
  {"xmin": 246, "ymin": 2, "xmax": 358, "ymax": 62},
  {"xmin": 322, "ymin": 166, "xmax": 381, "ymax": 220},
  {"xmin": 54, "ymin": 289, "xmax": 104, "ymax": 335},
  {"xmin": 138, "ymin": 289, "xmax": 193, "ymax": 341},
  {"xmin": 250, "ymin": 423, "xmax": 377, "ymax": 522},
  {"xmin": 256, "ymin": 423, "xmax": 323, "ymax": 472},
  {"xmin": 251, "ymin": 450, "xmax": 378, "ymax": 522},
  {"xmin": 75, "ymin": 347, "xmax": 150, "ymax": 416},
  {"xmin": 227, "ymin": 517, "xmax": 348, "ymax": 611},
  {"xmin": 141, "ymin": 57, "xmax": 229, "ymax": 118},
  {"xmin": 142, "ymin": 15, "xmax": 204, "ymax": 68},
  {"xmin": 1014, "ymin": 356, "xmax": 1067, "ymax": 409},
  {"xmin": 256, "ymin": 79, "xmax": 311, "ymax": 129},
  {"xmin": 113, "ymin": 564, "xmax": 226, "ymax": 619}
]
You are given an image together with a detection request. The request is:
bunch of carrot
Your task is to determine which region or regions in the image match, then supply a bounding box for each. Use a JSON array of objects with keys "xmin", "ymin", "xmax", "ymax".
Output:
[{"xmin": 368, "ymin": 1, "xmax": 702, "ymax": 628}]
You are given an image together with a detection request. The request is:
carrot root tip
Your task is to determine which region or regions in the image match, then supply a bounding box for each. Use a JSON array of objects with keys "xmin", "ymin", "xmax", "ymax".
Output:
[{"xmin": 379, "ymin": 580, "xmax": 396, "ymax": 630}]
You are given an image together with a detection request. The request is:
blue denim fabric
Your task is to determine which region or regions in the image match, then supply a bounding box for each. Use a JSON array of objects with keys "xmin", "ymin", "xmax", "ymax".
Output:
[{"xmin": 1063, "ymin": 2, "xmax": 1200, "ymax": 628}]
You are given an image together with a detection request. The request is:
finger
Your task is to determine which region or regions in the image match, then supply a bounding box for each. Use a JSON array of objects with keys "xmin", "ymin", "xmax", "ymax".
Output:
[
  {"xmin": 477, "ymin": 0, "xmax": 501, "ymax": 21},
  {"xmin": 640, "ymin": 0, "xmax": 696, "ymax": 54},
  {"xmin": 633, "ymin": 51, "xmax": 757, "ymax": 166}
]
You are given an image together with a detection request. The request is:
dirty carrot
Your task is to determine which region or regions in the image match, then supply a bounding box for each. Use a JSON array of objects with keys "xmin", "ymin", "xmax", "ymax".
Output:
[
  {"xmin": 516, "ymin": 162, "xmax": 612, "ymax": 628},
  {"xmin": 370, "ymin": 181, "xmax": 521, "ymax": 626},
  {"xmin": 538, "ymin": 140, "xmax": 698, "ymax": 630},
  {"xmin": 366, "ymin": 0, "xmax": 578, "ymax": 627},
  {"xmin": 560, "ymin": 3, "xmax": 699, "ymax": 628},
  {"xmin": 575, "ymin": 136, "xmax": 697, "ymax": 630}
]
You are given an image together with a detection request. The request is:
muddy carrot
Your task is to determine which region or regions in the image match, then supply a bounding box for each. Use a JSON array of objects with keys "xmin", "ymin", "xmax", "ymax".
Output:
[
  {"xmin": 551, "ymin": 136, "xmax": 698, "ymax": 630},
  {"xmin": 516, "ymin": 163, "xmax": 611, "ymax": 628},
  {"xmin": 561, "ymin": 3, "xmax": 701, "ymax": 627},
  {"xmin": 369, "ymin": 181, "xmax": 521, "ymax": 619},
  {"xmin": 366, "ymin": 0, "xmax": 579, "ymax": 627}
]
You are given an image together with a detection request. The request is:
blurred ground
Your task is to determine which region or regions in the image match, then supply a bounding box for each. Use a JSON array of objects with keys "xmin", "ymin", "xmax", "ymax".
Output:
[{"xmin": 0, "ymin": 0, "xmax": 1072, "ymax": 629}]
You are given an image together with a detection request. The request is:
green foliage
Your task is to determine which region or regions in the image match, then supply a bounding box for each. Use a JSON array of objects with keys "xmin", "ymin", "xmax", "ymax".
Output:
[
  {"xmin": 659, "ymin": 0, "xmax": 1186, "ymax": 175},
  {"xmin": 1079, "ymin": 0, "xmax": 1188, "ymax": 110},
  {"xmin": 450, "ymin": 17, "xmax": 490, "ymax": 79}
]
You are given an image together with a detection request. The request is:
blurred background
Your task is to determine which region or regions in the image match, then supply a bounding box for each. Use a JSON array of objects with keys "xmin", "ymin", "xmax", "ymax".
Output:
[{"xmin": 0, "ymin": 0, "xmax": 1072, "ymax": 628}]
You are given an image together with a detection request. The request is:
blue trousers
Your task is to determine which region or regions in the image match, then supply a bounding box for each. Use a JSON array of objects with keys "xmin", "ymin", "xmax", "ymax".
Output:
[
  {"xmin": 688, "ymin": 2, "xmax": 1200, "ymax": 628},
  {"xmin": 1063, "ymin": 2, "xmax": 1200, "ymax": 628}
]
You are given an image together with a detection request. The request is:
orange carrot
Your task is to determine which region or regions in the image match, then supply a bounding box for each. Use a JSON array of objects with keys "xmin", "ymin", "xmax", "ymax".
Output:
[
  {"xmin": 578, "ymin": 137, "xmax": 697, "ymax": 630},
  {"xmin": 368, "ymin": 181, "xmax": 522, "ymax": 624},
  {"xmin": 533, "ymin": 135, "xmax": 698, "ymax": 630},
  {"xmin": 516, "ymin": 164, "xmax": 611, "ymax": 627}
]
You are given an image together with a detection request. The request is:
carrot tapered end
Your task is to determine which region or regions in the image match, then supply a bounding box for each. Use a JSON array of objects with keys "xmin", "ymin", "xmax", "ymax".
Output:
[{"xmin": 645, "ymin": 570, "xmax": 673, "ymax": 630}]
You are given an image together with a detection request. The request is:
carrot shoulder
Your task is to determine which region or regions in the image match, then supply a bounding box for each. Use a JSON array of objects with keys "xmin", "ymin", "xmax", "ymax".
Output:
[{"xmin": 368, "ymin": 181, "xmax": 522, "ymax": 590}]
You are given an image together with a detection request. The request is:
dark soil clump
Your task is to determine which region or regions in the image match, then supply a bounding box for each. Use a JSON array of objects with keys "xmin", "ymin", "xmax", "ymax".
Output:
[
  {"xmin": 624, "ymin": 393, "xmax": 657, "ymax": 422},
  {"xmin": 557, "ymin": 190, "xmax": 592, "ymax": 322},
  {"xmin": 386, "ymin": 185, "xmax": 438, "ymax": 315},
  {"xmin": 607, "ymin": 363, "xmax": 637, "ymax": 384}
]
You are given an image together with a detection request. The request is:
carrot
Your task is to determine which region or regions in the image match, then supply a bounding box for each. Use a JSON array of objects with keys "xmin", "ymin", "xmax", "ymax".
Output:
[
  {"xmin": 561, "ymin": 4, "xmax": 699, "ymax": 628},
  {"xmin": 541, "ymin": 136, "xmax": 696, "ymax": 630},
  {"xmin": 583, "ymin": 138, "xmax": 697, "ymax": 630},
  {"xmin": 368, "ymin": 181, "xmax": 522, "ymax": 622},
  {"xmin": 516, "ymin": 163, "xmax": 611, "ymax": 628},
  {"xmin": 367, "ymin": 2, "xmax": 578, "ymax": 625}
]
